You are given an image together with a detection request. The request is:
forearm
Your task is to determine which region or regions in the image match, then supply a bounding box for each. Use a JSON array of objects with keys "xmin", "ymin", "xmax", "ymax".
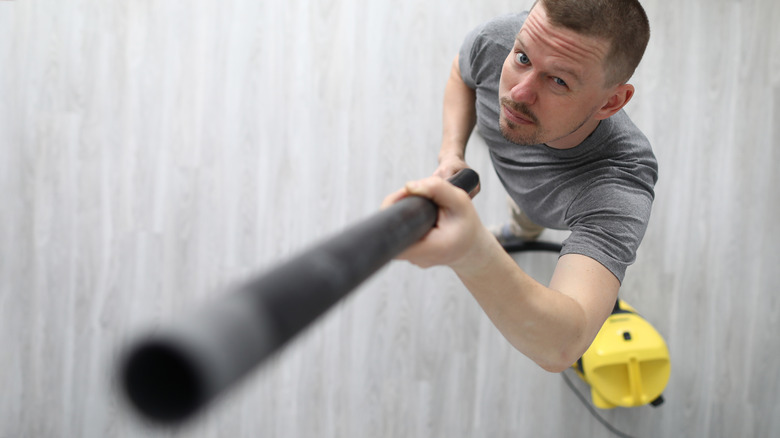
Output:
[
  {"xmin": 386, "ymin": 177, "xmax": 617, "ymax": 374},
  {"xmin": 439, "ymin": 55, "xmax": 477, "ymax": 165},
  {"xmin": 452, "ymin": 228, "xmax": 589, "ymax": 373}
]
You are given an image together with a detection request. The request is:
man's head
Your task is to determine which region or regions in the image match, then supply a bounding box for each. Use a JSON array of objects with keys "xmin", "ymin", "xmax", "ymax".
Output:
[
  {"xmin": 498, "ymin": 0, "xmax": 650, "ymax": 149},
  {"xmin": 537, "ymin": 0, "xmax": 650, "ymax": 86}
]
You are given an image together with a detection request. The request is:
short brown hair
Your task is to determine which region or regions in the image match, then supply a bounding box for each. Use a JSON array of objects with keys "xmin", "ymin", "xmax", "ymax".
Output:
[{"xmin": 534, "ymin": 0, "xmax": 650, "ymax": 86}]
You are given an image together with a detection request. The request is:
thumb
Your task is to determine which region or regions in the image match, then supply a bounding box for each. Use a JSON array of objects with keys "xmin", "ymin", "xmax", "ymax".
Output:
[{"xmin": 404, "ymin": 177, "xmax": 471, "ymax": 211}]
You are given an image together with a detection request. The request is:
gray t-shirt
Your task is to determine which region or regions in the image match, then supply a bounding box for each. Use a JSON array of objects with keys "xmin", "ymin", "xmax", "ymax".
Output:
[{"xmin": 459, "ymin": 12, "xmax": 658, "ymax": 283}]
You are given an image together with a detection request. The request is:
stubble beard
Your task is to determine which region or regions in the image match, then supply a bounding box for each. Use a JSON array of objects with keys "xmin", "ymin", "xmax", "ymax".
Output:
[
  {"xmin": 499, "ymin": 97, "xmax": 601, "ymax": 147},
  {"xmin": 499, "ymin": 98, "xmax": 543, "ymax": 146}
]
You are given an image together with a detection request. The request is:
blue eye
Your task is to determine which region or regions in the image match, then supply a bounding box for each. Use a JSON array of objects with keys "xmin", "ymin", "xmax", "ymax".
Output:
[
  {"xmin": 516, "ymin": 52, "xmax": 530, "ymax": 65},
  {"xmin": 553, "ymin": 77, "xmax": 567, "ymax": 87}
]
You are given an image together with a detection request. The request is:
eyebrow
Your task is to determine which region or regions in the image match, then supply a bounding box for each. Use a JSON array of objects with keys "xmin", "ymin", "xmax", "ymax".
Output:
[{"xmin": 514, "ymin": 36, "xmax": 584, "ymax": 86}]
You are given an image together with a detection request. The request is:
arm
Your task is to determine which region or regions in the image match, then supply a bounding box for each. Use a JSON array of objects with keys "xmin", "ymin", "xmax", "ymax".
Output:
[
  {"xmin": 435, "ymin": 55, "xmax": 478, "ymax": 179},
  {"xmin": 383, "ymin": 177, "xmax": 619, "ymax": 373}
]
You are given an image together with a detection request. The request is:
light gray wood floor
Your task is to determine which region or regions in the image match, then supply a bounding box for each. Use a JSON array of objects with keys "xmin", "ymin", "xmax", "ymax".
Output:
[{"xmin": 1, "ymin": 0, "xmax": 779, "ymax": 436}]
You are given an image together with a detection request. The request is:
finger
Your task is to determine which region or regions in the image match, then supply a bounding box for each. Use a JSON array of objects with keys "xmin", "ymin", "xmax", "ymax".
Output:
[
  {"xmin": 468, "ymin": 182, "xmax": 481, "ymax": 199},
  {"xmin": 432, "ymin": 166, "xmax": 456, "ymax": 179},
  {"xmin": 433, "ymin": 156, "xmax": 467, "ymax": 177},
  {"xmin": 404, "ymin": 177, "xmax": 471, "ymax": 210},
  {"xmin": 380, "ymin": 186, "xmax": 411, "ymax": 209}
]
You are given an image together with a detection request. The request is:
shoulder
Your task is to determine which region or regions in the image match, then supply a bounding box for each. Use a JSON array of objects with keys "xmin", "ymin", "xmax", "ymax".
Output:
[
  {"xmin": 604, "ymin": 111, "xmax": 658, "ymax": 188},
  {"xmin": 475, "ymin": 12, "xmax": 527, "ymax": 41},
  {"xmin": 568, "ymin": 112, "xmax": 658, "ymax": 222},
  {"xmin": 459, "ymin": 12, "xmax": 528, "ymax": 88},
  {"xmin": 462, "ymin": 12, "xmax": 527, "ymax": 56},
  {"xmin": 559, "ymin": 111, "xmax": 659, "ymax": 283}
]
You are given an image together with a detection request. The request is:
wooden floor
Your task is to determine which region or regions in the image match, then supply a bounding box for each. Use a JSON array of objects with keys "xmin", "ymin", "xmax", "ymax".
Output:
[{"xmin": 2, "ymin": 0, "xmax": 779, "ymax": 436}]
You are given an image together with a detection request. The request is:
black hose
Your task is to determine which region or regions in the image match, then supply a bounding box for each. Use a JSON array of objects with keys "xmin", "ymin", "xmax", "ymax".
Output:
[{"xmin": 119, "ymin": 169, "xmax": 480, "ymax": 424}]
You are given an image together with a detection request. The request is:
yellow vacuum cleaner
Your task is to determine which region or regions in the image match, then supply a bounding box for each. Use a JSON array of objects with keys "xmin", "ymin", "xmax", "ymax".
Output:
[{"xmin": 573, "ymin": 299, "xmax": 671, "ymax": 409}]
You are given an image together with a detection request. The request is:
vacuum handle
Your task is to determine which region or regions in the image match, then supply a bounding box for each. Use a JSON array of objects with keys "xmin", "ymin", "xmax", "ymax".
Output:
[
  {"xmin": 119, "ymin": 169, "xmax": 480, "ymax": 424},
  {"xmin": 446, "ymin": 167, "xmax": 480, "ymax": 196}
]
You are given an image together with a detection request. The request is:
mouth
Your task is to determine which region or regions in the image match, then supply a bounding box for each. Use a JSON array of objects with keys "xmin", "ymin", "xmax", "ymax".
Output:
[{"xmin": 501, "ymin": 100, "xmax": 536, "ymax": 125}]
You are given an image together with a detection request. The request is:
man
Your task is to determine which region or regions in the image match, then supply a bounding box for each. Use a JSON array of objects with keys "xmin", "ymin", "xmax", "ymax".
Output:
[{"xmin": 383, "ymin": 0, "xmax": 657, "ymax": 373}]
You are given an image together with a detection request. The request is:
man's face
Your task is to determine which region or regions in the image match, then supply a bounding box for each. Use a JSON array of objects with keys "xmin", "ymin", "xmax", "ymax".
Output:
[{"xmin": 498, "ymin": 6, "xmax": 614, "ymax": 149}]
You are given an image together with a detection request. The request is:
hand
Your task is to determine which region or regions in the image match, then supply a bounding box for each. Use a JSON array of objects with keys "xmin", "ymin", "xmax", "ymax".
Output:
[
  {"xmin": 381, "ymin": 176, "xmax": 491, "ymax": 270},
  {"xmin": 433, "ymin": 153, "xmax": 468, "ymax": 179},
  {"xmin": 433, "ymin": 154, "xmax": 480, "ymax": 197}
]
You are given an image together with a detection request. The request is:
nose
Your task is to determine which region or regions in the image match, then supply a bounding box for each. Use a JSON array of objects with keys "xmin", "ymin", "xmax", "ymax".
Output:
[{"xmin": 509, "ymin": 73, "xmax": 538, "ymax": 105}]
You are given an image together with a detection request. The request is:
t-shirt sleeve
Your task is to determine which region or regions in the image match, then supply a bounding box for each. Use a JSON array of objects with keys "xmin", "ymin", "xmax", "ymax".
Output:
[
  {"xmin": 458, "ymin": 25, "xmax": 482, "ymax": 89},
  {"xmin": 561, "ymin": 180, "xmax": 655, "ymax": 284}
]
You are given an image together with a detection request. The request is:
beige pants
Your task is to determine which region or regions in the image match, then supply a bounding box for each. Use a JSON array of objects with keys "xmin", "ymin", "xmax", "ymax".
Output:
[{"xmin": 506, "ymin": 196, "xmax": 545, "ymax": 240}]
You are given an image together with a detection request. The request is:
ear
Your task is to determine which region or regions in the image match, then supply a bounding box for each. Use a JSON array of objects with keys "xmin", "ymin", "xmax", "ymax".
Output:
[{"xmin": 594, "ymin": 84, "xmax": 635, "ymax": 120}]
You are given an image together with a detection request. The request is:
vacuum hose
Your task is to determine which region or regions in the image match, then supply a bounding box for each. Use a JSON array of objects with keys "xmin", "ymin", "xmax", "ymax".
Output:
[{"xmin": 119, "ymin": 169, "xmax": 480, "ymax": 424}]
